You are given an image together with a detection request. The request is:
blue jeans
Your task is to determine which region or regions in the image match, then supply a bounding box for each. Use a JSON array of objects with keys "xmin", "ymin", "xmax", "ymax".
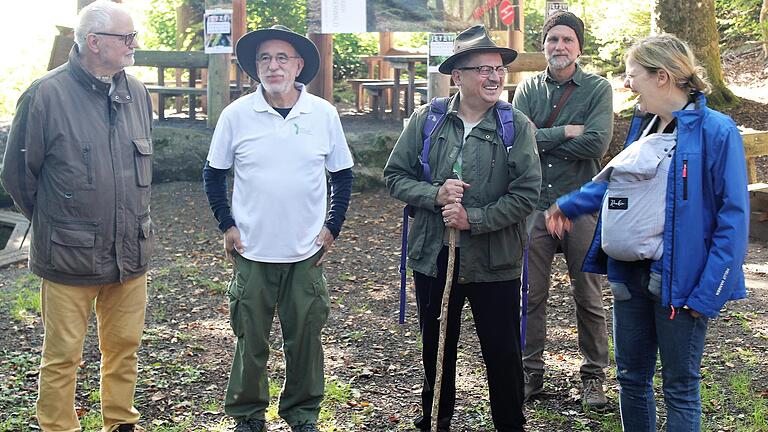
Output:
[{"xmin": 612, "ymin": 261, "xmax": 708, "ymax": 432}]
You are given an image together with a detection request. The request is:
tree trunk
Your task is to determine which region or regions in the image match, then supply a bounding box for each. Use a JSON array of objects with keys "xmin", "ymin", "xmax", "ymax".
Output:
[
  {"xmin": 652, "ymin": 0, "xmax": 738, "ymax": 108},
  {"xmin": 761, "ymin": 0, "xmax": 768, "ymax": 59}
]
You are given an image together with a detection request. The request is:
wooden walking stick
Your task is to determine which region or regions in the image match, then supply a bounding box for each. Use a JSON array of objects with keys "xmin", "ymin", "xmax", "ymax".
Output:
[{"xmin": 431, "ymin": 227, "xmax": 457, "ymax": 432}]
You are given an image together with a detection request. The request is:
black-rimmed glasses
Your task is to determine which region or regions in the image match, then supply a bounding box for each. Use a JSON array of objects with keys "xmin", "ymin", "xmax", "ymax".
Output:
[
  {"xmin": 93, "ymin": 31, "xmax": 138, "ymax": 46},
  {"xmin": 457, "ymin": 65, "xmax": 508, "ymax": 77},
  {"xmin": 258, "ymin": 54, "xmax": 301, "ymax": 66}
]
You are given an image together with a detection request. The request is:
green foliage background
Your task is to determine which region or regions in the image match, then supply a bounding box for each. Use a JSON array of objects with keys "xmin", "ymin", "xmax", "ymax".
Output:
[{"xmin": 0, "ymin": 0, "xmax": 765, "ymax": 118}]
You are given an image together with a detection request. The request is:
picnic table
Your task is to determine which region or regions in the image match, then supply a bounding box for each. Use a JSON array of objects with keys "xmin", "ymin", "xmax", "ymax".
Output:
[{"xmin": 383, "ymin": 54, "xmax": 428, "ymax": 120}]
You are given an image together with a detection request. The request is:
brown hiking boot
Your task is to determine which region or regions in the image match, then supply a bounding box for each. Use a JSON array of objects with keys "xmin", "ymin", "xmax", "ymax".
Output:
[
  {"xmin": 582, "ymin": 378, "xmax": 608, "ymax": 411},
  {"xmin": 523, "ymin": 370, "xmax": 544, "ymax": 402}
]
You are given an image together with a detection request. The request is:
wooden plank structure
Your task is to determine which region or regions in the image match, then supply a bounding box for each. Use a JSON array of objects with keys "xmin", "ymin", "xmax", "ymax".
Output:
[
  {"xmin": 0, "ymin": 211, "xmax": 31, "ymax": 268},
  {"xmin": 742, "ymin": 131, "xmax": 768, "ymax": 184}
]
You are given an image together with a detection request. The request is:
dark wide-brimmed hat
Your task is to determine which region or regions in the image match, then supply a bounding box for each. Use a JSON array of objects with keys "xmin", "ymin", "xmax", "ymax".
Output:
[
  {"xmin": 438, "ymin": 25, "xmax": 518, "ymax": 75},
  {"xmin": 235, "ymin": 25, "xmax": 320, "ymax": 84}
]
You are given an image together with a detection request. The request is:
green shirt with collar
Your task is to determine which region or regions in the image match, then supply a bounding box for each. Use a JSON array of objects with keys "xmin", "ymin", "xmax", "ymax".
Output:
[{"xmin": 512, "ymin": 63, "xmax": 613, "ymax": 210}]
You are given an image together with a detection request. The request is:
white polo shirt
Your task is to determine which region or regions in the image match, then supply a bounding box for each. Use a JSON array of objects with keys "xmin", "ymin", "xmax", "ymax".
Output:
[{"xmin": 206, "ymin": 83, "xmax": 354, "ymax": 263}]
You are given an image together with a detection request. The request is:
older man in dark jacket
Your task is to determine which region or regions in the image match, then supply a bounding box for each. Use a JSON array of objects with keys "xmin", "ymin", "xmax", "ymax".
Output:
[{"xmin": 1, "ymin": 1, "xmax": 153, "ymax": 431}]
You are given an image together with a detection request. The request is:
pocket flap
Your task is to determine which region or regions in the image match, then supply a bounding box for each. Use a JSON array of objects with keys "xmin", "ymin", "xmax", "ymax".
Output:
[
  {"xmin": 140, "ymin": 217, "xmax": 152, "ymax": 238},
  {"xmin": 132, "ymin": 138, "xmax": 153, "ymax": 156},
  {"xmin": 51, "ymin": 227, "xmax": 96, "ymax": 248}
]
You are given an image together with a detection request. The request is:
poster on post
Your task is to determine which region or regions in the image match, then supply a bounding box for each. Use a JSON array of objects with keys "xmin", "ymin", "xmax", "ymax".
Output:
[
  {"xmin": 545, "ymin": 1, "xmax": 569, "ymax": 17},
  {"xmin": 307, "ymin": 0, "xmax": 522, "ymax": 33},
  {"xmin": 320, "ymin": 0, "xmax": 367, "ymax": 33},
  {"xmin": 204, "ymin": 8, "xmax": 233, "ymax": 54},
  {"xmin": 428, "ymin": 33, "xmax": 456, "ymax": 73}
]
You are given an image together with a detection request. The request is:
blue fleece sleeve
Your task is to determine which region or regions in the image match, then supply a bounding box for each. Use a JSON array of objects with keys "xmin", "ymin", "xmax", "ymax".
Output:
[
  {"xmin": 556, "ymin": 180, "xmax": 608, "ymax": 219},
  {"xmin": 202, "ymin": 161, "xmax": 236, "ymax": 233},
  {"xmin": 325, "ymin": 168, "xmax": 353, "ymax": 238}
]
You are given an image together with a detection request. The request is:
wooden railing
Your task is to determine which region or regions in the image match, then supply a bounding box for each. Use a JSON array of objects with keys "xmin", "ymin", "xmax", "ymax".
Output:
[
  {"xmin": 743, "ymin": 131, "xmax": 768, "ymax": 184},
  {"xmin": 133, "ymin": 50, "xmax": 248, "ymax": 121}
]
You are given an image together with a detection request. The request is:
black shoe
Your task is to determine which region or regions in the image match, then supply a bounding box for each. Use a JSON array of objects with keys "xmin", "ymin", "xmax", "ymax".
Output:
[
  {"xmin": 116, "ymin": 425, "xmax": 135, "ymax": 432},
  {"xmin": 234, "ymin": 418, "xmax": 266, "ymax": 432},
  {"xmin": 413, "ymin": 414, "xmax": 450, "ymax": 431}
]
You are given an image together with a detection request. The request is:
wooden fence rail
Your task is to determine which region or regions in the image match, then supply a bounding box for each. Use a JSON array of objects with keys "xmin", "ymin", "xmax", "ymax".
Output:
[{"xmin": 743, "ymin": 131, "xmax": 768, "ymax": 184}]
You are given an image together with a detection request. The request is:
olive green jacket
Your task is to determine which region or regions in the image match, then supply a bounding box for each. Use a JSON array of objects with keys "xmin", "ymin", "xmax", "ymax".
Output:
[{"xmin": 384, "ymin": 94, "xmax": 541, "ymax": 282}]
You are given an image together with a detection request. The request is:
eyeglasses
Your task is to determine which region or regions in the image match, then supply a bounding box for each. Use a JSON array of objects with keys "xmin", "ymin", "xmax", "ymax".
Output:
[
  {"xmin": 258, "ymin": 54, "xmax": 301, "ymax": 66},
  {"xmin": 457, "ymin": 65, "xmax": 508, "ymax": 77},
  {"xmin": 93, "ymin": 31, "xmax": 138, "ymax": 46}
]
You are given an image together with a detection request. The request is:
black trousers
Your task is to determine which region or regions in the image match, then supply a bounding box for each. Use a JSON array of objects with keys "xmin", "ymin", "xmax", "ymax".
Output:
[{"xmin": 414, "ymin": 246, "xmax": 526, "ymax": 432}]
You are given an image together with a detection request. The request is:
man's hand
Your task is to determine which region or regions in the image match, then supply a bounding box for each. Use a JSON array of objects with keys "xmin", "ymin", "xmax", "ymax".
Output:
[
  {"xmin": 314, "ymin": 226, "xmax": 335, "ymax": 267},
  {"xmin": 436, "ymin": 179, "xmax": 470, "ymax": 207},
  {"xmin": 224, "ymin": 226, "xmax": 244, "ymax": 263},
  {"xmin": 544, "ymin": 204, "xmax": 573, "ymax": 239},
  {"xmin": 564, "ymin": 124, "xmax": 585, "ymax": 139},
  {"xmin": 441, "ymin": 203, "xmax": 470, "ymax": 230}
]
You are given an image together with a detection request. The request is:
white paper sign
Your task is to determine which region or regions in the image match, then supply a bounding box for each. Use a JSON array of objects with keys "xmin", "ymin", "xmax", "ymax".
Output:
[
  {"xmin": 428, "ymin": 33, "xmax": 456, "ymax": 73},
  {"xmin": 204, "ymin": 9, "xmax": 233, "ymax": 54},
  {"xmin": 321, "ymin": 0, "xmax": 366, "ymax": 33}
]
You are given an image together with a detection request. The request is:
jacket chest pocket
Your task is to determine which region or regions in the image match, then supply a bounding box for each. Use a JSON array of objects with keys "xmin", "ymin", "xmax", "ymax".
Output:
[{"xmin": 132, "ymin": 138, "xmax": 153, "ymax": 187}]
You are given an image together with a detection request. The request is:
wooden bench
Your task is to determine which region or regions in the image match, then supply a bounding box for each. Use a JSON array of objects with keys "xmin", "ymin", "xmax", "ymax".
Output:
[
  {"xmin": 347, "ymin": 78, "xmax": 391, "ymax": 112},
  {"xmin": 362, "ymin": 79, "xmax": 428, "ymax": 118}
]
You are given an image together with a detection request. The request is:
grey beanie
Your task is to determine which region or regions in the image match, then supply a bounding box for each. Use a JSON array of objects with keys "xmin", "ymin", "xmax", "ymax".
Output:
[{"xmin": 541, "ymin": 11, "xmax": 585, "ymax": 50}]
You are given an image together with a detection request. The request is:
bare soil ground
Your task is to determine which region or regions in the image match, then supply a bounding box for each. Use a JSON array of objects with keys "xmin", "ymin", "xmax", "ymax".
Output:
[{"xmin": 1, "ymin": 53, "xmax": 768, "ymax": 432}]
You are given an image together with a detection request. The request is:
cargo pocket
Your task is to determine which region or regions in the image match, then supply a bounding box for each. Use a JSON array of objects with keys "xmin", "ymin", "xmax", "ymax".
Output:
[
  {"xmin": 227, "ymin": 269, "xmax": 245, "ymax": 338},
  {"xmin": 407, "ymin": 211, "xmax": 429, "ymax": 260},
  {"xmin": 132, "ymin": 138, "xmax": 153, "ymax": 187},
  {"xmin": 307, "ymin": 268, "xmax": 331, "ymax": 333},
  {"xmin": 50, "ymin": 226, "xmax": 98, "ymax": 275},
  {"xmin": 137, "ymin": 214, "xmax": 154, "ymax": 268}
]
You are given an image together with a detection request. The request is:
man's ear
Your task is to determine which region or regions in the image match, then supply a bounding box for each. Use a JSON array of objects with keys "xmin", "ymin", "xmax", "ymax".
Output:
[
  {"xmin": 296, "ymin": 58, "xmax": 304, "ymax": 78},
  {"xmin": 451, "ymin": 70, "xmax": 462, "ymax": 86},
  {"xmin": 86, "ymin": 34, "xmax": 101, "ymax": 53}
]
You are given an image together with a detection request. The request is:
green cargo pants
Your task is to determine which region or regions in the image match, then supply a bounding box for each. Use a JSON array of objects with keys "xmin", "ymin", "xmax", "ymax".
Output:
[{"xmin": 225, "ymin": 250, "xmax": 330, "ymax": 427}]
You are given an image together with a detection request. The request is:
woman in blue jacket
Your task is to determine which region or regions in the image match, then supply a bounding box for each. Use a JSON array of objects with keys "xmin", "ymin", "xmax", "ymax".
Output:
[{"xmin": 546, "ymin": 34, "xmax": 749, "ymax": 431}]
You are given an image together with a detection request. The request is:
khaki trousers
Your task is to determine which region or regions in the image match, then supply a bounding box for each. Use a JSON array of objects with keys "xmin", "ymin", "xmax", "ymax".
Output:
[
  {"xmin": 37, "ymin": 275, "xmax": 147, "ymax": 432},
  {"xmin": 523, "ymin": 210, "xmax": 609, "ymax": 380}
]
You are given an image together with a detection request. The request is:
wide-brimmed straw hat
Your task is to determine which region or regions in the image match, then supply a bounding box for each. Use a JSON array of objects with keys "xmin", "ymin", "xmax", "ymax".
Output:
[
  {"xmin": 438, "ymin": 25, "xmax": 518, "ymax": 75},
  {"xmin": 235, "ymin": 25, "xmax": 320, "ymax": 84}
]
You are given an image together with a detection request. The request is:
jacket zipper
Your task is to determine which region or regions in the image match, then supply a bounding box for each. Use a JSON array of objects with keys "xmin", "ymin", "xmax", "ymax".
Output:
[
  {"xmin": 82, "ymin": 145, "xmax": 93, "ymax": 185},
  {"xmin": 668, "ymin": 153, "xmax": 678, "ymax": 319},
  {"xmin": 682, "ymin": 159, "xmax": 688, "ymax": 200}
]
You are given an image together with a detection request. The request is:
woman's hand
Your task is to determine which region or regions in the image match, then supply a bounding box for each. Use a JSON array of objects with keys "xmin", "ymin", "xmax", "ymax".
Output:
[{"xmin": 544, "ymin": 204, "xmax": 573, "ymax": 239}]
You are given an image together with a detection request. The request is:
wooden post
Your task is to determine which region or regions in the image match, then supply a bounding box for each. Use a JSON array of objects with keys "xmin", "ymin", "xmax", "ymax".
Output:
[
  {"xmin": 379, "ymin": 32, "xmax": 393, "ymax": 79},
  {"xmin": 232, "ymin": 0, "xmax": 248, "ymax": 91},
  {"xmin": 207, "ymin": 53, "xmax": 231, "ymax": 127},
  {"xmin": 175, "ymin": 5, "xmax": 193, "ymax": 113},
  {"xmin": 307, "ymin": 33, "xmax": 334, "ymax": 103},
  {"xmin": 508, "ymin": 0, "xmax": 525, "ymax": 85}
]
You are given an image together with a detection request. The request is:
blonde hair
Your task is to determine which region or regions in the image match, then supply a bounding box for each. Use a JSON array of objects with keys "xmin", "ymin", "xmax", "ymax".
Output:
[{"xmin": 625, "ymin": 34, "xmax": 711, "ymax": 95}]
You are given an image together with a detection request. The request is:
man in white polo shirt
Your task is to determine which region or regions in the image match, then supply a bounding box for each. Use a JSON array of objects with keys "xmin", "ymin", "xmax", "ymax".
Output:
[{"xmin": 202, "ymin": 25, "xmax": 354, "ymax": 432}]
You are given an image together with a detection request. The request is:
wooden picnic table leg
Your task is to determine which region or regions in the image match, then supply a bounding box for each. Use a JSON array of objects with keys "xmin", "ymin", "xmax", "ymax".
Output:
[
  {"xmin": 406, "ymin": 62, "xmax": 416, "ymax": 117},
  {"xmin": 393, "ymin": 68, "xmax": 401, "ymax": 120},
  {"xmin": 157, "ymin": 66, "xmax": 165, "ymax": 121},
  {"xmin": 188, "ymin": 67, "xmax": 197, "ymax": 120}
]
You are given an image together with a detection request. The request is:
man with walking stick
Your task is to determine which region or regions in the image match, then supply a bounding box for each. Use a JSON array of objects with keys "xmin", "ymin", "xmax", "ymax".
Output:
[{"xmin": 384, "ymin": 25, "xmax": 541, "ymax": 432}]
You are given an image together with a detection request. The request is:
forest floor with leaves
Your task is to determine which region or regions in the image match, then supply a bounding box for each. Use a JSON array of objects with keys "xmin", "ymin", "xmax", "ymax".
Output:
[{"xmin": 2, "ymin": 52, "xmax": 768, "ymax": 432}]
